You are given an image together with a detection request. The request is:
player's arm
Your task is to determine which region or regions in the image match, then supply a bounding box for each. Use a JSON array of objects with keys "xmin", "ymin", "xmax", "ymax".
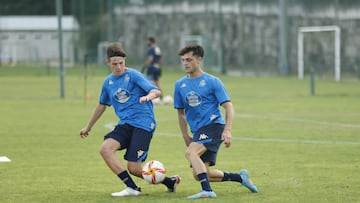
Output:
[
  {"xmin": 177, "ymin": 109, "xmax": 192, "ymax": 146},
  {"xmin": 221, "ymin": 101, "xmax": 234, "ymax": 148},
  {"xmin": 80, "ymin": 103, "xmax": 107, "ymax": 138},
  {"xmin": 139, "ymin": 89, "xmax": 161, "ymax": 103},
  {"xmin": 145, "ymin": 55, "xmax": 154, "ymax": 67}
]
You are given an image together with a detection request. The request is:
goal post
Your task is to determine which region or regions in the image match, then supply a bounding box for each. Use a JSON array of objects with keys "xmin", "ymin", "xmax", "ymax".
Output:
[{"xmin": 298, "ymin": 25, "xmax": 341, "ymax": 81}]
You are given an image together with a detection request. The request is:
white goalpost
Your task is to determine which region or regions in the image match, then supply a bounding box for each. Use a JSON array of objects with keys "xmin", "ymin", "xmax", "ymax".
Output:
[{"xmin": 298, "ymin": 25, "xmax": 341, "ymax": 81}]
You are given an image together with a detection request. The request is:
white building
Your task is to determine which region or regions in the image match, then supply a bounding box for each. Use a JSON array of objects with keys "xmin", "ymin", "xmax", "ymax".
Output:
[{"xmin": 0, "ymin": 16, "xmax": 79, "ymax": 65}]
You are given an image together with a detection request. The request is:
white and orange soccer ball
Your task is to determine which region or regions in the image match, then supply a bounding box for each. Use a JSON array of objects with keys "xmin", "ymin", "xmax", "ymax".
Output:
[
  {"xmin": 163, "ymin": 95, "xmax": 173, "ymax": 105},
  {"xmin": 142, "ymin": 160, "xmax": 166, "ymax": 184}
]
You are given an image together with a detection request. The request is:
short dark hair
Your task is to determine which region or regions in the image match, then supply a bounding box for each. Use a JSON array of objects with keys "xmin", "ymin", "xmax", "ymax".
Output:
[
  {"xmin": 178, "ymin": 44, "xmax": 204, "ymax": 57},
  {"xmin": 148, "ymin": 37, "xmax": 156, "ymax": 43},
  {"xmin": 107, "ymin": 42, "xmax": 127, "ymax": 59}
]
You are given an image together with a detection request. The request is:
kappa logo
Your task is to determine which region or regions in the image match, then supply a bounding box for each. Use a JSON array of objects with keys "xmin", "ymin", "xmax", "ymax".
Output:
[
  {"xmin": 137, "ymin": 150, "xmax": 144, "ymax": 158},
  {"xmin": 109, "ymin": 80, "xmax": 114, "ymax": 85},
  {"xmin": 125, "ymin": 74, "xmax": 130, "ymax": 82},
  {"xmin": 199, "ymin": 80, "xmax": 206, "ymax": 87},
  {"xmin": 199, "ymin": 133, "xmax": 209, "ymax": 140},
  {"xmin": 181, "ymin": 83, "xmax": 187, "ymax": 88},
  {"xmin": 150, "ymin": 122, "xmax": 155, "ymax": 130},
  {"xmin": 210, "ymin": 115, "xmax": 218, "ymax": 121}
]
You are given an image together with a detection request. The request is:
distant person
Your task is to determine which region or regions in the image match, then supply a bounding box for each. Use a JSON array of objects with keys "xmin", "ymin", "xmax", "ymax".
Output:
[
  {"xmin": 174, "ymin": 45, "xmax": 259, "ymax": 199},
  {"xmin": 143, "ymin": 37, "xmax": 163, "ymax": 97},
  {"xmin": 80, "ymin": 42, "xmax": 180, "ymax": 197}
]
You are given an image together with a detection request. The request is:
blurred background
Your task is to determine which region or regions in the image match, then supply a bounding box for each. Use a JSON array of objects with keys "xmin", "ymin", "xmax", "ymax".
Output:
[{"xmin": 1, "ymin": 0, "xmax": 359, "ymax": 80}]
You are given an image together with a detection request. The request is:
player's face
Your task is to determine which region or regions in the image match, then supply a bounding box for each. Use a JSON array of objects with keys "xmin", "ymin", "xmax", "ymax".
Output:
[
  {"xmin": 180, "ymin": 52, "xmax": 202, "ymax": 74},
  {"xmin": 108, "ymin": 56, "xmax": 126, "ymax": 76}
]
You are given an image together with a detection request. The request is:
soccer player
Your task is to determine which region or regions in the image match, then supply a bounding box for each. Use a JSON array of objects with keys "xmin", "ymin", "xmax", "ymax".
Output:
[
  {"xmin": 174, "ymin": 45, "xmax": 259, "ymax": 199},
  {"xmin": 143, "ymin": 37, "xmax": 162, "ymax": 91},
  {"xmin": 80, "ymin": 42, "xmax": 180, "ymax": 197}
]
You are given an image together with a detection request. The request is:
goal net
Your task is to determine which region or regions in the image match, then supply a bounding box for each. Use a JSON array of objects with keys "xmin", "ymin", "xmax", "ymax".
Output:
[{"xmin": 297, "ymin": 25, "xmax": 341, "ymax": 81}]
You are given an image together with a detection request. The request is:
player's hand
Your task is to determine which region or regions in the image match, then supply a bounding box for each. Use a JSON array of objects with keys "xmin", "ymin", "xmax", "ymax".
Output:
[
  {"xmin": 221, "ymin": 129, "xmax": 232, "ymax": 148},
  {"xmin": 139, "ymin": 96, "xmax": 150, "ymax": 104},
  {"xmin": 80, "ymin": 127, "xmax": 91, "ymax": 138}
]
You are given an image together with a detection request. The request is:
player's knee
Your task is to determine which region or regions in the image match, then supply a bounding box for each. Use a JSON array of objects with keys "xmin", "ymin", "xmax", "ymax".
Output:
[
  {"xmin": 185, "ymin": 148, "xmax": 192, "ymax": 160},
  {"xmin": 99, "ymin": 145, "xmax": 112, "ymax": 158}
]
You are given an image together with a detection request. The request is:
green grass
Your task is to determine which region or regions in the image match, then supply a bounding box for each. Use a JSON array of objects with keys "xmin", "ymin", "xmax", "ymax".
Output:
[{"xmin": 0, "ymin": 66, "xmax": 359, "ymax": 202}]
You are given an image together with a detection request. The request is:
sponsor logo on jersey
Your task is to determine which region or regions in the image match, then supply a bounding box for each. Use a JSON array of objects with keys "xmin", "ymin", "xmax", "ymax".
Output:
[
  {"xmin": 186, "ymin": 91, "xmax": 202, "ymax": 107},
  {"xmin": 199, "ymin": 133, "xmax": 209, "ymax": 140},
  {"xmin": 114, "ymin": 88, "xmax": 131, "ymax": 103}
]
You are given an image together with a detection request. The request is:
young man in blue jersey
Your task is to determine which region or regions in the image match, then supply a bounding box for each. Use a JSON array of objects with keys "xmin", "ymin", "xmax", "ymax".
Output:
[
  {"xmin": 143, "ymin": 37, "xmax": 163, "ymax": 92},
  {"xmin": 174, "ymin": 45, "xmax": 258, "ymax": 199},
  {"xmin": 80, "ymin": 42, "xmax": 180, "ymax": 197}
]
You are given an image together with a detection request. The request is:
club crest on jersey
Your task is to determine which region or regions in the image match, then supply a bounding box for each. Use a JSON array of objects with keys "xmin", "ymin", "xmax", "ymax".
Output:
[
  {"xmin": 114, "ymin": 88, "xmax": 130, "ymax": 103},
  {"xmin": 199, "ymin": 80, "xmax": 206, "ymax": 87},
  {"xmin": 125, "ymin": 74, "xmax": 130, "ymax": 82},
  {"xmin": 186, "ymin": 91, "xmax": 202, "ymax": 107}
]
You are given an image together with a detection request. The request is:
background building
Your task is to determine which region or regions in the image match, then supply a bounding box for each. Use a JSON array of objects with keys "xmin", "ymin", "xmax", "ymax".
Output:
[{"xmin": 0, "ymin": 16, "xmax": 79, "ymax": 66}]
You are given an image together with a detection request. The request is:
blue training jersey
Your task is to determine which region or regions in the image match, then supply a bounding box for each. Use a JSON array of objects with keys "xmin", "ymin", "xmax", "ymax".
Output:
[
  {"xmin": 99, "ymin": 68, "xmax": 158, "ymax": 132},
  {"xmin": 147, "ymin": 46, "xmax": 162, "ymax": 68},
  {"xmin": 173, "ymin": 72, "xmax": 231, "ymax": 133}
]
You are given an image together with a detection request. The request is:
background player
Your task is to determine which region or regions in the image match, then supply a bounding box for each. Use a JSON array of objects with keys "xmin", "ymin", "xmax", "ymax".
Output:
[
  {"xmin": 174, "ymin": 45, "xmax": 258, "ymax": 199},
  {"xmin": 143, "ymin": 37, "xmax": 163, "ymax": 94},
  {"xmin": 80, "ymin": 42, "xmax": 180, "ymax": 197}
]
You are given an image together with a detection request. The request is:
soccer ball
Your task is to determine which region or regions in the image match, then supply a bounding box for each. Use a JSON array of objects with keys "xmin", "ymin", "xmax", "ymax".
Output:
[
  {"xmin": 142, "ymin": 160, "xmax": 166, "ymax": 184},
  {"xmin": 152, "ymin": 97, "xmax": 161, "ymax": 105},
  {"xmin": 163, "ymin": 95, "xmax": 173, "ymax": 105}
]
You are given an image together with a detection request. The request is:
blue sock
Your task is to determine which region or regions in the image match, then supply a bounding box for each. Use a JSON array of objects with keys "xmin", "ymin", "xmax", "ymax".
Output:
[
  {"xmin": 222, "ymin": 172, "xmax": 242, "ymax": 182},
  {"xmin": 197, "ymin": 173, "xmax": 212, "ymax": 191},
  {"xmin": 118, "ymin": 171, "xmax": 139, "ymax": 190}
]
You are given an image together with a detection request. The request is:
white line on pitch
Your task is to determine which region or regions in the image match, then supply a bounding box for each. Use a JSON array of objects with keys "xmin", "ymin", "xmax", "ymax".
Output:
[
  {"xmin": 236, "ymin": 114, "xmax": 360, "ymax": 128},
  {"xmin": 103, "ymin": 123, "xmax": 360, "ymax": 145},
  {"xmin": 155, "ymin": 132, "xmax": 360, "ymax": 145}
]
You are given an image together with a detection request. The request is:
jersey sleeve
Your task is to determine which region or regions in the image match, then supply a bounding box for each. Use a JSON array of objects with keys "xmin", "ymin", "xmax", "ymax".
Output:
[
  {"xmin": 173, "ymin": 82, "xmax": 184, "ymax": 109},
  {"xmin": 213, "ymin": 77, "xmax": 231, "ymax": 105},
  {"xmin": 99, "ymin": 80, "xmax": 111, "ymax": 106},
  {"xmin": 133, "ymin": 70, "xmax": 158, "ymax": 93}
]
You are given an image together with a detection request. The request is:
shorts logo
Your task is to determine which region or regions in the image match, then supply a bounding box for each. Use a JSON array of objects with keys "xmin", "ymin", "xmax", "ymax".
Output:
[
  {"xmin": 114, "ymin": 88, "xmax": 130, "ymax": 103},
  {"xmin": 199, "ymin": 133, "xmax": 209, "ymax": 140},
  {"xmin": 186, "ymin": 91, "xmax": 202, "ymax": 107},
  {"xmin": 137, "ymin": 150, "xmax": 145, "ymax": 158}
]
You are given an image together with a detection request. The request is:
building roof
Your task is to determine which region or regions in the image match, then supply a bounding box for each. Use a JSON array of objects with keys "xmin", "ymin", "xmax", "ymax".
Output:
[{"xmin": 0, "ymin": 16, "xmax": 79, "ymax": 31}]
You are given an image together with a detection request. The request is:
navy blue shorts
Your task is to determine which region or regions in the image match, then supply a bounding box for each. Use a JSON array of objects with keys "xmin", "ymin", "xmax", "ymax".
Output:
[
  {"xmin": 192, "ymin": 123, "xmax": 225, "ymax": 166},
  {"xmin": 147, "ymin": 66, "xmax": 161, "ymax": 81},
  {"xmin": 104, "ymin": 124, "xmax": 153, "ymax": 162}
]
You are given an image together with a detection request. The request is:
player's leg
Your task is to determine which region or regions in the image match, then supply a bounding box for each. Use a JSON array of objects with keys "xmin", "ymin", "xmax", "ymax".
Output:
[
  {"xmin": 126, "ymin": 126, "xmax": 181, "ymax": 192},
  {"xmin": 100, "ymin": 125, "xmax": 141, "ymax": 197},
  {"xmin": 186, "ymin": 142, "xmax": 217, "ymax": 199}
]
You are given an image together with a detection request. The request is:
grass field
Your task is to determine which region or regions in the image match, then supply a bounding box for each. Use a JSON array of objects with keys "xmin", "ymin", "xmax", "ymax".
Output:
[{"xmin": 0, "ymin": 66, "xmax": 359, "ymax": 203}]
